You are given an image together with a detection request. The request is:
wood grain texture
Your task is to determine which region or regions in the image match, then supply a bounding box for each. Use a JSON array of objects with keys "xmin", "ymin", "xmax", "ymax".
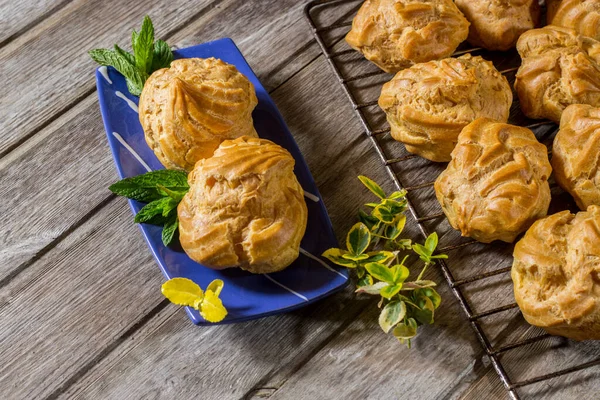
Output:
[
  {"xmin": 0, "ymin": 0, "xmax": 72, "ymax": 47},
  {"xmin": 2, "ymin": 0, "xmax": 599, "ymax": 399},
  {"xmin": 0, "ymin": 202, "xmax": 164, "ymax": 399}
]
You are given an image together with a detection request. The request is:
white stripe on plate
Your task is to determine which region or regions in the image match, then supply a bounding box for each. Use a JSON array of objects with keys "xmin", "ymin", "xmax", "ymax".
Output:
[
  {"xmin": 99, "ymin": 66, "xmax": 112, "ymax": 84},
  {"xmin": 299, "ymin": 247, "xmax": 347, "ymax": 279},
  {"xmin": 263, "ymin": 274, "xmax": 308, "ymax": 301},
  {"xmin": 112, "ymin": 132, "xmax": 152, "ymax": 172},
  {"xmin": 115, "ymin": 91, "xmax": 139, "ymax": 113},
  {"xmin": 303, "ymin": 190, "xmax": 320, "ymax": 202}
]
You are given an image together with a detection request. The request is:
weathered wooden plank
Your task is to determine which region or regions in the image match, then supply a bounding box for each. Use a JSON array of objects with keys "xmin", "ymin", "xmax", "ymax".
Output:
[
  {"xmin": 0, "ymin": 202, "xmax": 165, "ymax": 400},
  {"xmin": 0, "ymin": 0, "xmax": 71, "ymax": 47}
]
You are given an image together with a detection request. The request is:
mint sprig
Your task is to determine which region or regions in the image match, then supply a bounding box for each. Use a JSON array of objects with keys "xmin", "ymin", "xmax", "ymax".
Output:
[
  {"xmin": 89, "ymin": 16, "xmax": 174, "ymax": 96},
  {"xmin": 109, "ymin": 170, "xmax": 189, "ymax": 246}
]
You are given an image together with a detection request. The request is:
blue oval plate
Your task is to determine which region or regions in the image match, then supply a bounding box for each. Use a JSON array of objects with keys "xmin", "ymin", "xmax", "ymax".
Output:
[{"xmin": 95, "ymin": 37, "xmax": 349, "ymax": 325}]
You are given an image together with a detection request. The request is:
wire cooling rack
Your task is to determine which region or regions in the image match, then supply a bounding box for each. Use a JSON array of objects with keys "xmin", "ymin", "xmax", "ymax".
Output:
[{"xmin": 304, "ymin": 1, "xmax": 600, "ymax": 399}]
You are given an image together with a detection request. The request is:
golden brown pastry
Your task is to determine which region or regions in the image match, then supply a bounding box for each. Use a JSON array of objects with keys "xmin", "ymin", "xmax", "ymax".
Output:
[
  {"xmin": 178, "ymin": 136, "xmax": 308, "ymax": 274},
  {"xmin": 552, "ymin": 104, "xmax": 600, "ymax": 210},
  {"xmin": 548, "ymin": 0, "xmax": 600, "ymax": 40},
  {"xmin": 379, "ymin": 55, "xmax": 512, "ymax": 162},
  {"xmin": 435, "ymin": 118, "xmax": 552, "ymax": 243},
  {"xmin": 139, "ymin": 58, "xmax": 258, "ymax": 171},
  {"xmin": 515, "ymin": 26, "xmax": 600, "ymax": 123},
  {"xmin": 345, "ymin": 0, "xmax": 470, "ymax": 73},
  {"xmin": 455, "ymin": 0, "xmax": 540, "ymax": 51},
  {"xmin": 512, "ymin": 207, "xmax": 600, "ymax": 340}
]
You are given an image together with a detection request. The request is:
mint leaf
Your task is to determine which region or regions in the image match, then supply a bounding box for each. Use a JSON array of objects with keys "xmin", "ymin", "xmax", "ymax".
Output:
[
  {"xmin": 157, "ymin": 185, "xmax": 187, "ymax": 202},
  {"xmin": 114, "ymin": 44, "xmax": 136, "ymax": 66},
  {"xmin": 134, "ymin": 197, "xmax": 178, "ymax": 223},
  {"xmin": 162, "ymin": 215, "xmax": 179, "ymax": 246},
  {"xmin": 88, "ymin": 48, "xmax": 145, "ymax": 95},
  {"xmin": 110, "ymin": 170, "xmax": 188, "ymax": 202},
  {"xmin": 152, "ymin": 39, "xmax": 173, "ymax": 70},
  {"xmin": 132, "ymin": 15, "xmax": 154, "ymax": 74}
]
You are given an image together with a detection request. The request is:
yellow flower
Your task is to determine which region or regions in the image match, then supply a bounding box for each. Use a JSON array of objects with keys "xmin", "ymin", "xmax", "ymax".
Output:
[
  {"xmin": 200, "ymin": 290, "xmax": 228, "ymax": 323},
  {"xmin": 161, "ymin": 278, "xmax": 227, "ymax": 323}
]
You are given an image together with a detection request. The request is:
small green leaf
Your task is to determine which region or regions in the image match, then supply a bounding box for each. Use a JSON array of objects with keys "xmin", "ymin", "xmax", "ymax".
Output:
[
  {"xmin": 372, "ymin": 205, "xmax": 394, "ymax": 224},
  {"xmin": 388, "ymin": 190, "xmax": 407, "ymax": 201},
  {"xmin": 322, "ymin": 248, "xmax": 357, "ymax": 268},
  {"xmin": 391, "ymin": 264, "xmax": 410, "ymax": 284},
  {"xmin": 379, "ymin": 301, "xmax": 407, "ymax": 333},
  {"xmin": 157, "ymin": 185, "xmax": 187, "ymax": 202},
  {"xmin": 385, "ymin": 214, "xmax": 406, "ymax": 240},
  {"xmin": 162, "ymin": 215, "xmax": 178, "ymax": 246},
  {"xmin": 357, "ymin": 266, "xmax": 366, "ymax": 278},
  {"xmin": 425, "ymin": 232, "xmax": 439, "ymax": 253},
  {"xmin": 362, "ymin": 251, "xmax": 396, "ymax": 264},
  {"xmin": 132, "ymin": 15, "xmax": 155, "ymax": 74},
  {"xmin": 341, "ymin": 253, "xmax": 370, "ymax": 262},
  {"xmin": 356, "ymin": 274, "xmax": 374, "ymax": 288},
  {"xmin": 152, "ymin": 39, "xmax": 174, "ymax": 70},
  {"xmin": 413, "ymin": 296, "xmax": 435, "ymax": 325},
  {"xmin": 109, "ymin": 170, "xmax": 189, "ymax": 202},
  {"xmin": 135, "ymin": 197, "xmax": 177, "ymax": 223},
  {"xmin": 365, "ymin": 262, "xmax": 395, "ymax": 283},
  {"xmin": 346, "ymin": 223, "xmax": 371, "ymax": 256},
  {"xmin": 355, "ymin": 281, "xmax": 388, "ymax": 295},
  {"xmin": 380, "ymin": 284, "xmax": 402, "ymax": 299},
  {"xmin": 415, "ymin": 288, "xmax": 442, "ymax": 309},
  {"xmin": 114, "ymin": 44, "xmax": 136, "ymax": 66},
  {"xmin": 412, "ymin": 243, "xmax": 431, "ymax": 262},
  {"xmin": 358, "ymin": 209, "xmax": 379, "ymax": 231},
  {"xmin": 89, "ymin": 48, "xmax": 146, "ymax": 95},
  {"xmin": 393, "ymin": 319, "xmax": 418, "ymax": 340},
  {"xmin": 358, "ymin": 175, "xmax": 386, "ymax": 199}
]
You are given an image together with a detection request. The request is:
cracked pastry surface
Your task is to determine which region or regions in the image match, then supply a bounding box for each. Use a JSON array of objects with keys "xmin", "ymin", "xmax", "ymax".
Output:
[
  {"xmin": 552, "ymin": 104, "xmax": 600, "ymax": 210},
  {"xmin": 515, "ymin": 26, "xmax": 600, "ymax": 123},
  {"xmin": 139, "ymin": 58, "xmax": 258, "ymax": 171},
  {"xmin": 455, "ymin": 0, "xmax": 540, "ymax": 51},
  {"xmin": 435, "ymin": 118, "xmax": 552, "ymax": 243},
  {"xmin": 345, "ymin": 0, "xmax": 470, "ymax": 73},
  {"xmin": 512, "ymin": 206, "xmax": 600, "ymax": 340},
  {"xmin": 548, "ymin": 0, "xmax": 600, "ymax": 40},
  {"xmin": 378, "ymin": 54, "xmax": 512, "ymax": 162},
  {"xmin": 178, "ymin": 136, "xmax": 308, "ymax": 274}
]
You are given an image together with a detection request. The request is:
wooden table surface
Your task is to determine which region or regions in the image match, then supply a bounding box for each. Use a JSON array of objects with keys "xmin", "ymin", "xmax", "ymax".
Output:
[{"xmin": 2, "ymin": 0, "xmax": 599, "ymax": 399}]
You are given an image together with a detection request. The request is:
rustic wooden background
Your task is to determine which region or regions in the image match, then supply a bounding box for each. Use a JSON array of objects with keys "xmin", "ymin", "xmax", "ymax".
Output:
[{"xmin": 1, "ymin": 0, "xmax": 598, "ymax": 399}]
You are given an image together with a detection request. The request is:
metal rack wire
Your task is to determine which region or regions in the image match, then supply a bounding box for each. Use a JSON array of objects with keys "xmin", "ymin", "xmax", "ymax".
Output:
[{"xmin": 304, "ymin": 1, "xmax": 600, "ymax": 398}]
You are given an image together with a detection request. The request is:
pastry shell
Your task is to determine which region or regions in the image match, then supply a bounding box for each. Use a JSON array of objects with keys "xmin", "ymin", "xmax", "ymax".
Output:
[
  {"xmin": 177, "ymin": 136, "xmax": 308, "ymax": 274},
  {"xmin": 139, "ymin": 58, "xmax": 258, "ymax": 171}
]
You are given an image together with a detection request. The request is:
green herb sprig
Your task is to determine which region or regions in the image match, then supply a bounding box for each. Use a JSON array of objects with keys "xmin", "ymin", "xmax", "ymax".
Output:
[
  {"xmin": 89, "ymin": 16, "xmax": 173, "ymax": 96},
  {"xmin": 109, "ymin": 170, "xmax": 189, "ymax": 246},
  {"xmin": 323, "ymin": 176, "xmax": 447, "ymax": 347}
]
